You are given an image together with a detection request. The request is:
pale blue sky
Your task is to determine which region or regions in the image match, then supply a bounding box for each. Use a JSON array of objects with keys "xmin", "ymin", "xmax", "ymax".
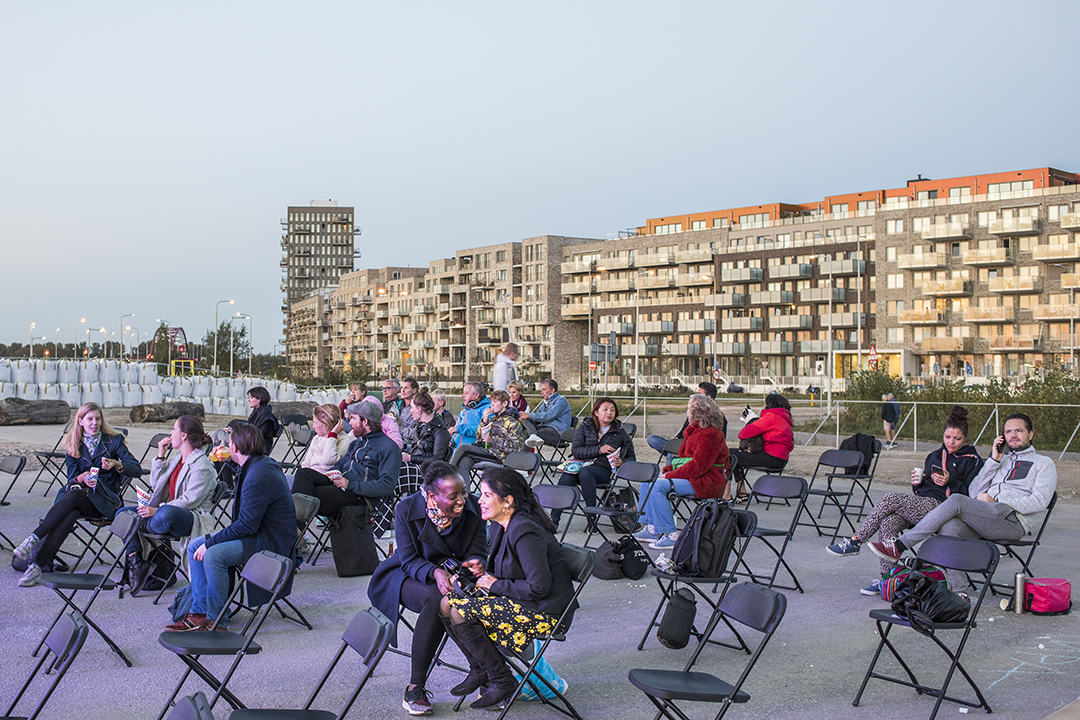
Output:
[{"xmin": 3, "ymin": 1, "xmax": 1078, "ymax": 353}]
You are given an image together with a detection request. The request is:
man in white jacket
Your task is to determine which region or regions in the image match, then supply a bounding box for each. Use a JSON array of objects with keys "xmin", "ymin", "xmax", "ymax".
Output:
[{"xmin": 492, "ymin": 342, "xmax": 518, "ymax": 393}]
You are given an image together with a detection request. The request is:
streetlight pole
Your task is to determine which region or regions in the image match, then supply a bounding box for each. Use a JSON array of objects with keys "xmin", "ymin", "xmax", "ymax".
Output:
[
  {"xmin": 95, "ymin": 328, "xmax": 107, "ymax": 357},
  {"xmin": 120, "ymin": 314, "xmax": 134, "ymax": 361},
  {"xmin": 74, "ymin": 318, "xmax": 85, "ymax": 359},
  {"xmin": 128, "ymin": 326, "xmax": 139, "ymax": 359},
  {"xmin": 214, "ymin": 299, "xmax": 234, "ymax": 374},
  {"xmin": 30, "ymin": 323, "xmax": 36, "ymax": 359}
]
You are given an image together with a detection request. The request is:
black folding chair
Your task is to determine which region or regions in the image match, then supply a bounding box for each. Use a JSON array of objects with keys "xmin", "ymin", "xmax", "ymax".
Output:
[
  {"xmin": 140, "ymin": 482, "xmax": 227, "ymax": 605},
  {"xmin": 656, "ymin": 437, "xmax": 682, "ymax": 469},
  {"xmin": 842, "ymin": 436, "xmax": 883, "ymax": 523},
  {"xmin": 34, "ymin": 511, "xmax": 141, "ymax": 667},
  {"xmin": 536, "ymin": 428, "xmax": 576, "ymax": 484},
  {"xmin": 637, "ymin": 508, "xmax": 758, "ymax": 664},
  {"xmin": 623, "ymin": 421, "xmax": 638, "ymax": 439},
  {"xmin": 582, "ymin": 461, "xmax": 659, "ymax": 548},
  {"xmin": 471, "ymin": 450, "xmax": 542, "ymax": 491},
  {"xmin": 139, "ymin": 433, "xmax": 172, "ymax": 466},
  {"xmin": 166, "ymin": 693, "xmax": 214, "ymax": 720},
  {"xmin": 227, "ymin": 607, "xmax": 393, "ymax": 720},
  {"xmin": 853, "ymin": 535, "xmax": 1000, "ymax": 720},
  {"xmin": 669, "ymin": 456, "xmax": 738, "ymax": 525},
  {"xmin": 2, "ymin": 610, "xmax": 89, "ymax": 720},
  {"xmin": 28, "ymin": 422, "xmax": 73, "ymax": 496},
  {"xmin": 0, "ymin": 454, "xmax": 27, "ymax": 548},
  {"xmin": 156, "ymin": 551, "xmax": 295, "ymax": 719},
  {"xmin": 58, "ymin": 472, "xmax": 139, "ymax": 572},
  {"xmin": 279, "ymin": 422, "xmax": 314, "ymax": 470},
  {"xmin": 629, "ymin": 583, "xmax": 786, "ymax": 720},
  {"xmin": 534, "ymin": 484, "xmax": 581, "ymax": 543},
  {"xmin": 796, "ymin": 448, "xmax": 864, "ymax": 542},
  {"xmin": 741, "ymin": 475, "xmax": 808, "ymax": 593}
]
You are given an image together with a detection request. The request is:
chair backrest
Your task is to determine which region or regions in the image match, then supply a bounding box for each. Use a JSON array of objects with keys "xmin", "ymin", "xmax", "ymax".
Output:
[
  {"xmin": 559, "ymin": 543, "xmax": 597, "ymax": 585},
  {"xmin": 165, "ymin": 692, "xmax": 214, "ymax": 720},
  {"xmin": 115, "ymin": 427, "xmax": 130, "ymax": 437},
  {"xmin": 558, "ymin": 427, "xmax": 576, "ymax": 444},
  {"xmin": 342, "ymin": 606, "xmax": 394, "ymax": 664},
  {"xmin": 622, "ymin": 422, "xmax": 637, "ymax": 439},
  {"xmin": 280, "ymin": 413, "xmax": 310, "ymax": 428},
  {"xmin": 615, "ymin": 460, "xmax": 660, "ymax": 485},
  {"xmin": 240, "ymin": 551, "xmax": 294, "ymax": 596},
  {"xmin": 1024, "ymin": 491, "xmax": 1059, "ymax": 545},
  {"xmin": 109, "ymin": 509, "xmax": 142, "ymax": 544},
  {"xmin": 816, "ymin": 449, "xmax": 863, "ymax": 472},
  {"xmin": 733, "ymin": 508, "xmax": 758, "ymax": 539},
  {"xmin": 751, "ymin": 474, "xmax": 807, "ymax": 501},
  {"xmin": 570, "ymin": 415, "xmax": 579, "ymax": 428},
  {"xmin": 292, "ymin": 428, "xmax": 314, "ymax": 447},
  {"xmin": 533, "ymin": 484, "xmax": 580, "ymax": 512},
  {"xmin": 503, "ymin": 450, "xmax": 540, "ymax": 473},
  {"xmin": 916, "ymin": 535, "xmax": 999, "ymax": 576},
  {"xmin": 717, "ymin": 582, "xmax": 787, "ymax": 635},
  {"xmin": 0, "ymin": 454, "xmax": 26, "ymax": 477},
  {"xmin": 293, "ymin": 493, "xmax": 321, "ymax": 527},
  {"xmin": 662, "ymin": 438, "xmax": 683, "ymax": 456},
  {"xmin": 148, "ymin": 433, "xmax": 170, "ymax": 451},
  {"xmin": 4, "ymin": 611, "xmax": 89, "ymax": 720},
  {"xmin": 208, "ymin": 480, "xmax": 230, "ymax": 506}
]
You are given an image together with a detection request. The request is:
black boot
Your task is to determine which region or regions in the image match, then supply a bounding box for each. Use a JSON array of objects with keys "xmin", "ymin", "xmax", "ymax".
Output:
[
  {"xmin": 444, "ymin": 620, "xmax": 488, "ymax": 697},
  {"xmin": 453, "ymin": 622, "xmax": 517, "ymax": 710}
]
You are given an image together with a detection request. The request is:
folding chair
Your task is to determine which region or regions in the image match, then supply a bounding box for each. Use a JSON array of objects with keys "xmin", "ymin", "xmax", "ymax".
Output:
[
  {"xmin": 533, "ymin": 484, "xmax": 582, "ymax": 543},
  {"xmin": 655, "ymin": 437, "xmax": 682, "ymax": 469},
  {"xmin": 139, "ymin": 433, "xmax": 172, "ymax": 466},
  {"xmin": 277, "ymin": 493, "xmax": 320, "ymax": 629},
  {"xmin": 637, "ymin": 508, "xmax": 758, "ymax": 663},
  {"xmin": 0, "ymin": 455, "xmax": 27, "ymax": 548},
  {"xmin": 841, "ymin": 436, "xmax": 883, "ymax": 523},
  {"xmin": 3, "ymin": 610, "xmax": 89, "ymax": 720},
  {"xmin": 34, "ymin": 510, "xmax": 141, "ymax": 667},
  {"xmin": 536, "ymin": 428, "xmax": 576, "ymax": 484},
  {"xmin": 156, "ymin": 551, "xmax": 295, "ymax": 719},
  {"xmin": 58, "ymin": 471, "xmax": 139, "ymax": 572},
  {"xmin": 623, "ymin": 421, "xmax": 638, "ymax": 439},
  {"xmin": 669, "ymin": 456, "xmax": 738, "ymax": 526},
  {"xmin": 28, "ymin": 421, "xmax": 73, "ymax": 496},
  {"xmin": 470, "ymin": 449, "xmax": 542, "ymax": 490},
  {"xmin": 228, "ymin": 607, "xmax": 393, "ymax": 720},
  {"xmin": 582, "ymin": 461, "xmax": 659, "ymax": 548},
  {"xmin": 740, "ymin": 475, "xmax": 808, "ymax": 593},
  {"xmin": 452, "ymin": 542, "xmax": 597, "ymax": 720},
  {"xmin": 985, "ymin": 490, "xmax": 1057, "ymax": 595},
  {"xmin": 796, "ymin": 449, "xmax": 864, "ymax": 542},
  {"xmin": 853, "ymin": 535, "xmax": 1000, "ymax": 720},
  {"xmin": 166, "ymin": 693, "xmax": 214, "ymax": 720},
  {"xmin": 629, "ymin": 583, "xmax": 786, "ymax": 720},
  {"xmin": 279, "ymin": 416, "xmax": 313, "ymax": 469}
]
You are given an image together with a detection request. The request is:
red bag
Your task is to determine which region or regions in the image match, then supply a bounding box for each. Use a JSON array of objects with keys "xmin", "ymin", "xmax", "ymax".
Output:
[{"xmin": 1024, "ymin": 578, "xmax": 1072, "ymax": 615}]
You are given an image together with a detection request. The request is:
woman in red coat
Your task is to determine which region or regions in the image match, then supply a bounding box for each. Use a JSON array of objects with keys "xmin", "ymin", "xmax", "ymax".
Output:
[
  {"xmin": 730, "ymin": 393, "xmax": 794, "ymax": 499},
  {"xmin": 634, "ymin": 394, "xmax": 729, "ymax": 549}
]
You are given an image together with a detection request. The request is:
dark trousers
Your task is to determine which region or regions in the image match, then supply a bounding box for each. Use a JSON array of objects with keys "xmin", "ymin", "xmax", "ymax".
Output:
[
  {"xmin": 450, "ymin": 444, "xmax": 500, "ymax": 485},
  {"xmin": 401, "ymin": 577, "xmax": 447, "ymax": 686},
  {"xmin": 292, "ymin": 468, "xmax": 366, "ymax": 520},
  {"xmin": 33, "ymin": 485, "xmax": 104, "ymax": 566}
]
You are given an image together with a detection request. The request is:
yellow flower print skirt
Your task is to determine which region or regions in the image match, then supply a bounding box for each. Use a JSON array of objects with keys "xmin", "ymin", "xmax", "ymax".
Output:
[{"xmin": 448, "ymin": 594, "xmax": 557, "ymax": 653}]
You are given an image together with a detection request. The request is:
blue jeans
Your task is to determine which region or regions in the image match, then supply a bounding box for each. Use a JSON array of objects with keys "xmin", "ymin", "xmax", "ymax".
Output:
[
  {"xmin": 640, "ymin": 478, "xmax": 696, "ymax": 534},
  {"xmin": 187, "ymin": 538, "xmax": 246, "ymax": 622},
  {"xmin": 119, "ymin": 504, "xmax": 195, "ymax": 556}
]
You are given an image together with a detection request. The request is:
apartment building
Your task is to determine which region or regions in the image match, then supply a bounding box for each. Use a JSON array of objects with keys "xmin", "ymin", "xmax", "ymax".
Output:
[{"xmin": 286, "ymin": 288, "xmax": 335, "ymax": 377}]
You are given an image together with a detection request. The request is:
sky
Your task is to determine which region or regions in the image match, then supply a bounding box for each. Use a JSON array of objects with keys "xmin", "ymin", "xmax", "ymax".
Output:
[{"xmin": 3, "ymin": 1, "xmax": 1080, "ymax": 354}]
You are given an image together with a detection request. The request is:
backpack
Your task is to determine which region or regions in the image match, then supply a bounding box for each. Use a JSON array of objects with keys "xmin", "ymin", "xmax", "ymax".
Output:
[
  {"xmin": 591, "ymin": 541, "xmax": 625, "ymax": 580},
  {"xmin": 611, "ymin": 535, "xmax": 650, "ymax": 580},
  {"xmin": 604, "ymin": 486, "xmax": 640, "ymax": 534},
  {"xmin": 670, "ymin": 500, "xmax": 737, "ymax": 578}
]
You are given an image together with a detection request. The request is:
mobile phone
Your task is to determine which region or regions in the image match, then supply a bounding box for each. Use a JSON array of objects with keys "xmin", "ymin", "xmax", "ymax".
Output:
[
  {"xmin": 996, "ymin": 439, "xmax": 1007, "ymax": 455},
  {"xmin": 930, "ymin": 465, "xmax": 943, "ymax": 476}
]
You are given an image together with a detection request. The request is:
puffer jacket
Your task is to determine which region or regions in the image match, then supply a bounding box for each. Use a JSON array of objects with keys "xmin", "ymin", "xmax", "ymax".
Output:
[{"xmin": 737, "ymin": 407, "xmax": 794, "ymax": 460}]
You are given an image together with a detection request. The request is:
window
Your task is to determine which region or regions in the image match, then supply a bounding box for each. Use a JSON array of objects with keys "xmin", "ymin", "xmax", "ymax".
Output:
[
  {"xmin": 1050, "ymin": 204, "xmax": 1070, "ymax": 222},
  {"xmin": 912, "ymin": 217, "xmax": 931, "ymax": 233},
  {"xmin": 917, "ymin": 190, "xmax": 938, "ymax": 200},
  {"xmin": 949, "ymin": 186, "xmax": 971, "ymax": 199},
  {"xmin": 857, "ymin": 200, "xmax": 875, "ymax": 216},
  {"xmin": 886, "ymin": 219, "xmax": 904, "ymax": 234},
  {"xmin": 886, "ymin": 273, "xmax": 904, "ymax": 289},
  {"xmin": 886, "ymin": 246, "xmax": 897, "ymax": 262},
  {"xmin": 887, "ymin": 327, "xmax": 899, "ymax": 343},
  {"xmin": 691, "ymin": 220, "xmax": 706, "ymax": 231},
  {"xmin": 738, "ymin": 212, "xmax": 769, "ymax": 227},
  {"xmin": 496, "ymin": 250, "xmax": 507, "ymax": 262},
  {"xmin": 713, "ymin": 217, "xmax": 729, "ymax": 228},
  {"xmin": 988, "ymin": 180, "xmax": 1033, "ymax": 195},
  {"xmin": 655, "ymin": 223, "xmax": 682, "ymax": 235},
  {"xmin": 832, "ymin": 203, "xmax": 849, "ymax": 215},
  {"xmin": 977, "ymin": 211, "xmax": 997, "ymax": 227}
]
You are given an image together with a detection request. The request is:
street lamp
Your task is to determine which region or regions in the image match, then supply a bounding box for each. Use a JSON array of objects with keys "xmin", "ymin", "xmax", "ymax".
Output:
[
  {"xmin": 214, "ymin": 299, "xmax": 234, "ymax": 374},
  {"xmin": 74, "ymin": 318, "xmax": 85, "ymax": 359},
  {"xmin": 127, "ymin": 326, "xmax": 139, "ymax": 359},
  {"xmin": 119, "ymin": 313, "xmax": 134, "ymax": 361},
  {"xmin": 30, "ymin": 323, "xmax": 36, "ymax": 359},
  {"xmin": 1053, "ymin": 263, "xmax": 1076, "ymax": 374}
]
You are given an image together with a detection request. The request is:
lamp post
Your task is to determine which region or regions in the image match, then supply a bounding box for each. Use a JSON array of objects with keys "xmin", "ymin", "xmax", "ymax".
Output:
[
  {"xmin": 214, "ymin": 299, "xmax": 234, "ymax": 374},
  {"xmin": 30, "ymin": 323, "xmax": 36, "ymax": 359},
  {"xmin": 127, "ymin": 326, "xmax": 139, "ymax": 359},
  {"xmin": 119, "ymin": 314, "xmax": 134, "ymax": 361},
  {"xmin": 1054, "ymin": 263, "xmax": 1076, "ymax": 374},
  {"xmin": 157, "ymin": 319, "xmax": 173, "ymax": 374},
  {"xmin": 74, "ymin": 318, "xmax": 85, "ymax": 359}
]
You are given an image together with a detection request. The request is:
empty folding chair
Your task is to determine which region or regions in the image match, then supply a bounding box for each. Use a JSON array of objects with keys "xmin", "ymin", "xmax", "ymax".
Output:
[
  {"xmin": 28, "ymin": 421, "xmax": 73, "ymax": 496},
  {"xmin": 837, "ymin": 434, "xmax": 883, "ymax": 523},
  {"xmin": 582, "ymin": 461, "xmax": 659, "ymax": 548},
  {"xmin": 34, "ymin": 511, "xmax": 141, "ymax": 667},
  {"xmin": 741, "ymin": 475, "xmax": 808, "ymax": 593},
  {"xmin": 629, "ymin": 583, "xmax": 786, "ymax": 720},
  {"xmin": 985, "ymin": 491, "xmax": 1057, "ymax": 595},
  {"xmin": 533, "ymin": 484, "xmax": 582, "ymax": 543},
  {"xmin": 536, "ymin": 428, "xmax": 576, "ymax": 484},
  {"xmin": 622, "ymin": 421, "xmax": 638, "ymax": 439},
  {"xmin": 227, "ymin": 607, "xmax": 393, "ymax": 720},
  {"xmin": 796, "ymin": 448, "xmax": 864, "ymax": 542},
  {"xmin": 156, "ymin": 551, "xmax": 295, "ymax": 719},
  {"xmin": 165, "ymin": 693, "xmax": 214, "ymax": 720},
  {"xmin": 2, "ymin": 610, "xmax": 89, "ymax": 720},
  {"xmin": 0, "ymin": 454, "xmax": 27, "ymax": 548},
  {"xmin": 279, "ymin": 416, "xmax": 314, "ymax": 469},
  {"xmin": 853, "ymin": 535, "xmax": 1000, "ymax": 720}
]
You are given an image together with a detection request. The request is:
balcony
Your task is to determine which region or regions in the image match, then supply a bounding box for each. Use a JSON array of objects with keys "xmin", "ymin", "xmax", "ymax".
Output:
[
  {"xmin": 820, "ymin": 312, "xmax": 867, "ymax": 327},
  {"xmin": 922, "ymin": 337, "xmax": 973, "ymax": 353},
  {"xmin": 438, "ymin": 303, "xmax": 450, "ymax": 312},
  {"xmin": 434, "ymin": 321, "xmax": 451, "ymax": 330},
  {"xmin": 769, "ymin": 263, "xmax": 812, "ymax": 279},
  {"xmin": 988, "ymin": 335, "xmax": 1040, "ymax": 351},
  {"xmin": 602, "ymin": 256, "xmax": 633, "ymax": 270},
  {"xmin": 392, "ymin": 341, "xmax": 409, "ymax": 350},
  {"xmin": 799, "ymin": 287, "xmax": 846, "ymax": 303},
  {"xmin": 724, "ymin": 316, "xmax": 764, "ymax": 331},
  {"xmin": 640, "ymin": 320, "xmax": 675, "ymax": 333},
  {"xmin": 638, "ymin": 275, "xmax": 676, "ymax": 289},
  {"xmin": 598, "ymin": 322, "xmax": 635, "ymax": 335},
  {"xmin": 1034, "ymin": 304, "xmax": 1080, "ymax": 321},
  {"xmin": 989, "ymin": 217, "xmax": 1042, "ymax": 235},
  {"xmin": 439, "ymin": 339, "xmax": 450, "ymax": 347},
  {"xmin": 964, "ymin": 306, "xmax": 1014, "ymax": 323},
  {"xmin": 987, "ymin": 276, "xmax": 1042, "ymax": 293},
  {"xmin": 352, "ymin": 294, "xmax": 374, "ymax": 305},
  {"xmin": 898, "ymin": 252, "xmax": 948, "ymax": 270},
  {"xmin": 713, "ymin": 342, "xmax": 746, "ymax": 355},
  {"xmin": 560, "ymin": 260, "xmax": 594, "ymax": 274},
  {"xmin": 376, "ymin": 325, "xmax": 391, "ymax": 334},
  {"xmin": 680, "ymin": 318, "xmax": 715, "ymax": 332},
  {"xmin": 417, "ymin": 339, "xmax": 435, "ymax": 349},
  {"xmin": 404, "ymin": 323, "xmax": 426, "ymax": 333},
  {"xmin": 921, "ymin": 222, "xmax": 972, "ymax": 240},
  {"xmin": 561, "ymin": 281, "xmax": 592, "ymax": 295},
  {"xmin": 962, "ymin": 247, "xmax": 1013, "ymax": 265},
  {"xmin": 636, "ymin": 252, "xmax": 677, "ymax": 267},
  {"xmin": 393, "ymin": 307, "xmax": 410, "ymax": 316},
  {"xmin": 749, "ymin": 290, "xmax": 794, "ymax": 305},
  {"xmin": 898, "ymin": 308, "xmax": 945, "ymax": 325},
  {"xmin": 376, "ymin": 342, "xmax": 389, "ymax": 351},
  {"xmin": 413, "ymin": 304, "xmax": 435, "ymax": 315},
  {"xmin": 597, "ymin": 278, "xmax": 634, "ymax": 292},
  {"xmin": 750, "ymin": 341, "xmax": 795, "ymax": 355},
  {"xmin": 629, "ymin": 344, "xmax": 660, "ymax": 357},
  {"xmin": 770, "ymin": 315, "xmax": 813, "ymax": 329},
  {"xmin": 1063, "ymin": 273, "xmax": 1080, "ymax": 290},
  {"xmin": 703, "ymin": 293, "xmax": 746, "ymax": 308},
  {"xmin": 375, "ymin": 310, "xmax": 389, "ymax": 319},
  {"xmin": 561, "ymin": 304, "xmax": 589, "ymax": 317},
  {"xmin": 922, "ymin": 279, "xmax": 971, "ymax": 296},
  {"xmin": 1060, "ymin": 213, "xmax": 1080, "ymax": 229},
  {"xmin": 818, "ymin": 259, "xmax": 866, "ymax": 276},
  {"xmin": 676, "ymin": 273, "xmax": 713, "ymax": 287},
  {"xmin": 477, "ymin": 335, "xmax": 503, "ymax": 345},
  {"xmin": 660, "ymin": 343, "xmax": 700, "ymax": 355},
  {"xmin": 1033, "ymin": 243, "xmax": 1080, "ymax": 262},
  {"xmin": 721, "ymin": 267, "xmax": 763, "ymax": 283},
  {"xmin": 800, "ymin": 340, "xmax": 846, "ymax": 353},
  {"xmin": 675, "ymin": 248, "xmax": 715, "ymax": 263}
]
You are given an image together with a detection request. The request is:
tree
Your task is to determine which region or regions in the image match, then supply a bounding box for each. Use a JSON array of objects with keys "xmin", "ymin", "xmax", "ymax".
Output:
[
  {"xmin": 199, "ymin": 321, "xmax": 250, "ymax": 374},
  {"xmin": 151, "ymin": 322, "xmax": 172, "ymax": 369}
]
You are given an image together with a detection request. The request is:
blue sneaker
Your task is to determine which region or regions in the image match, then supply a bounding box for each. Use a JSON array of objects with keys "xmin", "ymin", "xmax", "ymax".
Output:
[
  {"xmin": 633, "ymin": 525, "xmax": 661, "ymax": 542},
  {"xmin": 650, "ymin": 532, "xmax": 679, "ymax": 550},
  {"xmin": 860, "ymin": 579, "xmax": 883, "ymax": 597},
  {"xmin": 826, "ymin": 537, "xmax": 861, "ymax": 557}
]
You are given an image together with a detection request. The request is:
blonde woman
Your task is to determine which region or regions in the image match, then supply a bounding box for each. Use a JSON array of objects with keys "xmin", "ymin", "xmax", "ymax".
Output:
[{"xmin": 299, "ymin": 404, "xmax": 352, "ymax": 474}]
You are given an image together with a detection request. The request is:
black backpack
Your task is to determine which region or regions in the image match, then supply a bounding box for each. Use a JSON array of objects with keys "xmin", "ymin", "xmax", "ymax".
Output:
[
  {"xmin": 611, "ymin": 535, "xmax": 650, "ymax": 580},
  {"xmin": 591, "ymin": 541, "xmax": 625, "ymax": 580},
  {"xmin": 670, "ymin": 500, "xmax": 737, "ymax": 577}
]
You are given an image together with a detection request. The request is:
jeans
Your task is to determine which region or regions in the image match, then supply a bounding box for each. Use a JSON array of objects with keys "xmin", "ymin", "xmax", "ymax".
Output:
[
  {"xmin": 639, "ymin": 477, "xmax": 696, "ymax": 534},
  {"xmin": 119, "ymin": 504, "xmax": 195, "ymax": 556},
  {"xmin": 187, "ymin": 538, "xmax": 246, "ymax": 622}
]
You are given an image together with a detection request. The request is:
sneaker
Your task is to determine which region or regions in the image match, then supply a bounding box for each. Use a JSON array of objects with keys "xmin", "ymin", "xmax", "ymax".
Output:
[
  {"xmin": 524, "ymin": 434, "xmax": 545, "ymax": 449},
  {"xmin": 13, "ymin": 534, "xmax": 39, "ymax": 562},
  {"xmin": 867, "ymin": 540, "xmax": 902, "ymax": 563},
  {"xmin": 519, "ymin": 676, "xmax": 569, "ymax": 701},
  {"xmin": 860, "ymin": 579, "xmax": 883, "ymax": 596},
  {"xmin": 402, "ymin": 685, "xmax": 433, "ymax": 716},
  {"xmin": 826, "ymin": 537, "xmax": 861, "ymax": 557},
  {"xmin": 164, "ymin": 613, "xmax": 207, "ymax": 631},
  {"xmin": 633, "ymin": 525, "xmax": 661, "ymax": 542},
  {"xmin": 17, "ymin": 563, "xmax": 41, "ymax": 587},
  {"xmin": 650, "ymin": 532, "xmax": 679, "ymax": 550}
]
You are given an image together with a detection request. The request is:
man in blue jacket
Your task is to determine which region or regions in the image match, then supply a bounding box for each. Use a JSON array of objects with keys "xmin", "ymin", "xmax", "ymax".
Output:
[
  {"xmin": 167, "ymin": 422, "xmax": 296, "ymax": 632},
  {"xmin": 451, "ymin": 381, "xmax": 491, "ymax": 449},
  {"xmin": 520, "ymin": 378, "xmax": 572, "ymax": 446}
]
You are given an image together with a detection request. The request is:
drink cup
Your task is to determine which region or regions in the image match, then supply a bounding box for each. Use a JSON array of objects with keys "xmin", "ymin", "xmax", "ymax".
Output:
[{"xmin": 912, "ymin": 467, "xmax": 923, "ymax": 485}]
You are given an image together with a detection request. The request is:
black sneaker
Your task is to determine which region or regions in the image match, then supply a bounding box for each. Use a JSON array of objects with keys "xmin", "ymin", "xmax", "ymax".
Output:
[{"xmin": 402, "ymin": 686, "xmax": 433, "ymax": 716}]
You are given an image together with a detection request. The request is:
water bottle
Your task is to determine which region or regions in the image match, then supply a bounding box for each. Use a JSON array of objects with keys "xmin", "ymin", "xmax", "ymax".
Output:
[{"xmin": 1014, "ymin": 572, "xmax": 1026, "ymax": 614}]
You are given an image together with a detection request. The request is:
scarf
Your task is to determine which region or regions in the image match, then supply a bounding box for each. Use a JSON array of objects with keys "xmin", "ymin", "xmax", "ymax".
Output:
[
  {"xmin": 422, "ymin": 487, "xmax": 452, "ymax": 531},
  {"xmin": 84, "ymin": 433, "xmax": 101, "ymax": 457}
]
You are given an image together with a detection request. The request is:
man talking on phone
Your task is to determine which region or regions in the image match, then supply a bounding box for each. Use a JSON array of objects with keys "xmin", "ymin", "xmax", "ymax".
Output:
[{"xmin": 868, "ymin": 412, "xmax": 1057, "ymax": 594}]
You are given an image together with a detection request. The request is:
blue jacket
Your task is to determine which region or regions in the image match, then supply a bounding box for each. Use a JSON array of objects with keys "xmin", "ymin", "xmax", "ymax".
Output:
[
  {"xmin": 455, "ymin": 395, "xmax": 491, "ymax": 448},
  {"xmin": 63, "ymin": 433, "xmax": 141, "ymax": 519},
  {"xmin": 530, "ymin": 392, "xmax": 572, "ymax": 434},
  {"xmin": 204, "ymin": 455, "xmax": 296, "ymax": 562},
  {"xmin": 335, "ymin": 429, "xmax": 401, "ymax": 498}
]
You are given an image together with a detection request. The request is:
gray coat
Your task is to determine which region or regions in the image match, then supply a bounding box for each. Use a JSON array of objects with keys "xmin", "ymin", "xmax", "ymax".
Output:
[{"xmin": 147, "ymin": 447, "xmax": 218, "ymax": 559}]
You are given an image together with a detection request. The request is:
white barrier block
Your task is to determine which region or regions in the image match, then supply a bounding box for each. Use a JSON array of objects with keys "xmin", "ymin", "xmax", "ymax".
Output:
[
  {"xmin": 0, "ymin": 361, "xmax": 10, "ymax": 384},
  {"xmin": 15, "ymin": 382, "xmax": 39, "ymax": 400},
  {"xmin": 175, "ymin": 378, "xmax": 194, "ymax": 396},
  {"xmin": 0, "ymin": 382, "xmax": 15, "ymax": 400},
  {"xmin": 13, "ymin": 361, "xmax": 34, "ymax": 384},
  {"xmin": 38, "ymin": 383, "xmax": 60, "ymax": 401},
  {"xmin": 34, "ymin": 360, "xmax": 58, "ymax": 384},
  {"xmin": 141, "ymin": 384, "xmax": 163, "ymax": 404},
  {"xmin": 99, "ymin": 360, "xmax": 119, "ymax": 383},
  {"xmin": 56, "ymin": 360, "xmax": 79, "ymax": 384},
  {"xmin": 121, "ymin": 383, "xmax": 143, "ymax": 407},
  {"xmin": 59, "ymin": 383, "xmax": 81, "ymax": 407}
]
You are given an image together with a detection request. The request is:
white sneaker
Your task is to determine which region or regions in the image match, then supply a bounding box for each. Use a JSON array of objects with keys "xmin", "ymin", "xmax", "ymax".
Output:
[
  {"xmin": 18, "ymin": 563, "xmax": 42, "ymax": 587},
  {"xmin": 13, "ymin": 534, "xmax": 39, "ymax": 562},
  {"xmin": 524, "ymin": 434, "xmax": 545, "ymax": 449}
]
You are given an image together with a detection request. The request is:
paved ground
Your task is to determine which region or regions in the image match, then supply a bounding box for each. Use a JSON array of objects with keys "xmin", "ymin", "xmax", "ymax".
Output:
[{"xmin": 0, "ymin": 418, "xmax": 1077, "ymax": 720}]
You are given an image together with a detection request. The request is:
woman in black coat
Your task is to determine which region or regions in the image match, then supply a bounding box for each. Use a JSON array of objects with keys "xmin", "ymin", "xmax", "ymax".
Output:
[
  {"xmin": 246, "ymin": 386, "xmax": 279, "ymax": 455},
  {"xmin": 441, "ymin": 466, "xmax": 577, "ymax": 710},
  {"xmin": 368, "ymin": 461, "xmax": 487, "ymax": 716}
]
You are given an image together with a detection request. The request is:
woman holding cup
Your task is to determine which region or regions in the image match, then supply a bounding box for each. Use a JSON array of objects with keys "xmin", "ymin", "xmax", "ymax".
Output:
[{"xmin": 826, "ymin": 405, "xmax": 983, "ymax": 595}]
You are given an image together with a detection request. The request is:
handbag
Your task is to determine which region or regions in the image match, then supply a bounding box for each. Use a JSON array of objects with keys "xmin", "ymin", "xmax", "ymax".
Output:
[
  {"xmin": 880, "ymin": 560, "xmax": 948, "ymax": 601},
  {"xmin": 556, "ymin": 460, "xmax": 586, "ymax": 474},
  {"xmin": 604, "ymin": 486, "xmax": 640, "ymax": 534},
  {"xmin": 889, "ymin": 570, "xmax": 970, "ymax": 636},
  {"xmin": 328, "ymin": 503, "xmax": 380, "ymax": 577},
  {"xmin": 1024, "ymin": 578, "xmax": 1072, "ymax": 615}
]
